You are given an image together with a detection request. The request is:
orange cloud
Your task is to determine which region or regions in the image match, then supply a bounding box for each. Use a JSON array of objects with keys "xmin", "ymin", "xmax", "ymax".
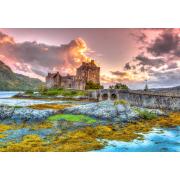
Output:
[{"xmin": 0, "ymin": 32, "xmax": 93, "ymax": 80}]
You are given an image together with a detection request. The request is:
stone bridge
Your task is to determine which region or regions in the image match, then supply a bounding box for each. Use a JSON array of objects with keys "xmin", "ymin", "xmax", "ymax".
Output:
[{"xmin": 89, "ymin": 89, "xmax": 180, "ymax": 110}]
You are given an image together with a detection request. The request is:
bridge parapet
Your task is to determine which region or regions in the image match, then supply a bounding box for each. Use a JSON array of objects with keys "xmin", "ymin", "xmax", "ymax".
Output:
[{"xmin": 89, "ymin": 89, "xmax": 180, "ymax": 110}]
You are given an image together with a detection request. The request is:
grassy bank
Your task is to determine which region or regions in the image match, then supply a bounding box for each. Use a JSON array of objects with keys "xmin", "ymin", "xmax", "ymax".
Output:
[{"xmin": 25, "ymin": 89, "xmax": 87, "ymax": 97}]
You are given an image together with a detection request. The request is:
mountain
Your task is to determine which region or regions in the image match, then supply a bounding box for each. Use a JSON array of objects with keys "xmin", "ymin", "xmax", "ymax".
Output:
[
  {"xmin": 170, "ymin": 86, "xmax": 180, "ymax": 90},
  {"xmin": 0, "ymin": 60, "xmax": 44, "ymax": 91},
  {"xmin": 150, "ymin": 86, "xmax": 180, "ymax": 92}
]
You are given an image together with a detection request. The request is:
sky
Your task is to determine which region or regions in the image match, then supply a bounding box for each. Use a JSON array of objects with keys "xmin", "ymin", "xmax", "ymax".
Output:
[{"xmin": 0, "ymin": 28, "xmax": 179, "ymax": 89}]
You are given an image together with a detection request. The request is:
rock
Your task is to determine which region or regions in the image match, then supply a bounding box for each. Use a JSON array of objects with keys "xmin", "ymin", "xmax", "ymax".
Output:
[
  {"xmin": 63, "ymin": 100, "xmax": 165, "ymax": 123},
  {"xmin": 116, "ymin": 104, "xmax": 126, "ymax": 113},
  {"xmin": 56, "ymin": 95, "xmax": 64, "ymax": 98},
  {"xmin": 0, "ymin": 105, "xmax": 15, "ymax": 120},
  {"xmin": 0, "ymin": 105, "xmax": 55, "ymax": 123},
  {"xmin": 11, "ymin": 108, "xmax": 54, "ymax": 123},
  {"xmin": 73, "ymin": 96, "xmax": 88, "ymax": 99}
]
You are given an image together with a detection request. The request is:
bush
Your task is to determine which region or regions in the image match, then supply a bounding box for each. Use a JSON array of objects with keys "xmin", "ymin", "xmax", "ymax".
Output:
[
  {"xmin": 135, "ymin": 108, "xmax": 158, "ymax": 120},
  {"xmin": 85, "ymin": 81, "xmax": 103, "ymax": 90},
  {"xmin": 25, "ymin": 90, "xmax": 34, "ymax": 95},
  {"xmin": 114, "ymin": 99, "xmax": 128, "ymax": 106},
  {"xmin": 38, "ymin": 85, "xmax": 47, "ymax": 93},
  {"xmin": 109, "ymin": 83, "xmax": 128, "ymax": 90}
]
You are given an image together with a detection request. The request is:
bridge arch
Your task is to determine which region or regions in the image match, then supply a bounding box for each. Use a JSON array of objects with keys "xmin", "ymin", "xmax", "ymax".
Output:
[
  {"xmin": 102, "ymin": 93, "xmax": 108, "ymax": 100},
  {"xmin": 110, "ymin": 93, "xmax": 117, "ymax": 100}
]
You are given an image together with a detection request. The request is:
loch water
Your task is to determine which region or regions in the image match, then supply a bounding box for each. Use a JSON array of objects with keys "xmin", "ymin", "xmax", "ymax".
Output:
[{"xmin": 96, "ymin": 127, "xmax": 180, "ymax": 152}]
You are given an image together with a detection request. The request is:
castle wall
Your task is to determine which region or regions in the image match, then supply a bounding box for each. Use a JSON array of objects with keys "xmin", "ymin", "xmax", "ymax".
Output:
[
  {"xmin": 61, "ymin": 76, "xmax": 75, "ymax": 89},
  {"xmin": 46, "ymin": 60, "xmax": 100, "ymax": 90},
  {"xmin": 74, "ymin": 79, "xmax": 86, "ymax": 90},
  {"xmin": 46, "ymin": 78, "xmax": 54, "ymax": 88},
  {"xmin": 46, "ymin": 73, "xmax": 61, "ymax": 88},
  {"xmin": 76, "ymin": 60, "xmax": 100, "ymax": 84}
]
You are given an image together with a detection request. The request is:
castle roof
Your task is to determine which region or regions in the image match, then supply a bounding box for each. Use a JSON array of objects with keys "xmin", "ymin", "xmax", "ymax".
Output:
[
  {"xmin": 77, "ymin": 60, "xmax": 99, "ymax": 70},
  {"xmin": 47, "ymin": 72, "xmax": 61, "ymax": 78}
]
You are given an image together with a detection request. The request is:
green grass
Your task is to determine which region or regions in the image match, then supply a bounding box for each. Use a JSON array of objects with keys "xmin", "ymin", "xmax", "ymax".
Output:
[
  {"xmin": 14, "ymin": 105, "xmax": 22, "ymax": 109},
  {"xmin": 134, "ymin": 108, "xmax": 158, "ymax": 120},
  {"xmin": 41, "ymin": 88, "xmax": 87, "ymax": 97},
  {"xmin": 47, "ymin": 114, "xmax": 96, "ymax": 124}
]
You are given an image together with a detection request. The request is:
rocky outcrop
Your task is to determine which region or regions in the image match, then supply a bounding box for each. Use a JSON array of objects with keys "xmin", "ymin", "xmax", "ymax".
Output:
[
  {"xmin": 0, "ymin": 105, "xmax": 54, "ymax": 123},
  {"xmin": 0, "ymin": 106, "xmax": 15, "ymax": 120},
  {"xmin": 63, "ymin": 101, "xmax": 164, "ymax": 122}
]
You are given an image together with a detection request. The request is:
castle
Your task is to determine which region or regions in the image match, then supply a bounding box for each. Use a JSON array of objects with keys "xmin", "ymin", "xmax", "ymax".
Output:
[{"xmin": 46, "ymin": 60, "xmax": 100, "ymax": 90}]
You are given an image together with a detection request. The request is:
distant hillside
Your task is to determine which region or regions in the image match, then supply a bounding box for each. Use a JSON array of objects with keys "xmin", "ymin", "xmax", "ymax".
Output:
[
  {"xmin": 0, "ymin": 60, "xmax": 44, "ymax": 91},
  {"xmin": 151, "ymin": 86, "xmax": 180, "ymax": 92}
]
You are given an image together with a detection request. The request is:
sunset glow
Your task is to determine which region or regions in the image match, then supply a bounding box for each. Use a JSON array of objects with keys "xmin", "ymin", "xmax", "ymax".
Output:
[{"xmin": 0, "ymin": 28, "xmax": 180, "ymax": 89}]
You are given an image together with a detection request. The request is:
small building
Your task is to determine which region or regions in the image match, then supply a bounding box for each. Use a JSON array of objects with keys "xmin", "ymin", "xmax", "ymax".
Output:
[{"xmin": 46, "ymin": 59, "xmax": 100, "ymax": 90}]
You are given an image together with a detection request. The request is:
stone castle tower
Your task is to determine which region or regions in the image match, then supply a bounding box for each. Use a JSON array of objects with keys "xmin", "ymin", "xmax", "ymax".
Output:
[
  {"xmin": 46, "ymin": 59, "xmax": 100, "ymax": 90},
  {"xmin": 76, "ymin": 60, "xmax": 100, "ymax": 84}
]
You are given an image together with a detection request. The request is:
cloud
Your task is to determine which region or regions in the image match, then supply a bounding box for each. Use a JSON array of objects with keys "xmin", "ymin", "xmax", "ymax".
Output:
[
  {"xmin": 0, "ymin": 31, "xmax": 90, "ymax": 79},
  {"xmin": 104, "ymin": 29, "xmax": 180, "ymax": 89},
  {"xmin": 167, "ymin": 62, "xmax": 178, "ymax": 69},
  {"xmin": 147, "ymin": 30, "xmax": 180, "ymax": 57},
  {"xmin": 135, "ymin": 54, "xmax": 165, "ymax": 68},
  {"xmin": 124, "ymin": 62, "xmax": 131, "ymax": 70},
  {"xmin": 110, "ymin": 71, "xmax": 129, "ymax": 77},
  {"xmin": 123, "ymin": 54, "xmax": 165, "ymax": 74},
  {"xmin": 101, "ymin": 74, "xmax": 131, "ymax": 84},
  {"xmin": 130, "ymin": 31, "xmax": 148, "ymax": 44},
  {"xmin": 148, "ymin": 68, "xmax": 180, "ymax": 88},
  {"xmin": 14, "ymin": 62, "xmax": 31, "ymax": 73},
  {"xmin": 119, "ymin": 29, "xmax": 180, "ymax": 89},
  {"xmin": 0, "ymin": 31, "xmax": 15, "ymax": 44}
]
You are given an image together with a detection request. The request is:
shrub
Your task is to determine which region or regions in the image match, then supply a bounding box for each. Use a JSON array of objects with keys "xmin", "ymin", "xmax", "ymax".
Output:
[
  {"xmin": 134, "ymin": 108, "xmax": 158, "ymax": 120},
  {"xmin": 114, "ymin": 99, "xmax": 128, "ymax": 106},
  {"xmin": 109, "ymin": 83, "xmax": 128, "ymax": 90},
  {"xmin": 85, "ymin": 81, "xmax": 103, "ymax": 90},
  {"xmin": 25, "ymin": 90, "xmax": 34, "ymax": 95},
  {"xmin": 38, "ymin": 85, "xmax": 47, "ymax": 93}
]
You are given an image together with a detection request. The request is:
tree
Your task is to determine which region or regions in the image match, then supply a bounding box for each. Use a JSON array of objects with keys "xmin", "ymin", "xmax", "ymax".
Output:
[
  {"xmin": 38, "ymin": 84, "xmax": 47, "ymax": 93},
  {"xmin": 109, "ymin": 83, "xmax": 128, "ymax": 90},
  {"xmin": 85, "ymin": 81, "xmax": 103, "ymax": 90}
]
